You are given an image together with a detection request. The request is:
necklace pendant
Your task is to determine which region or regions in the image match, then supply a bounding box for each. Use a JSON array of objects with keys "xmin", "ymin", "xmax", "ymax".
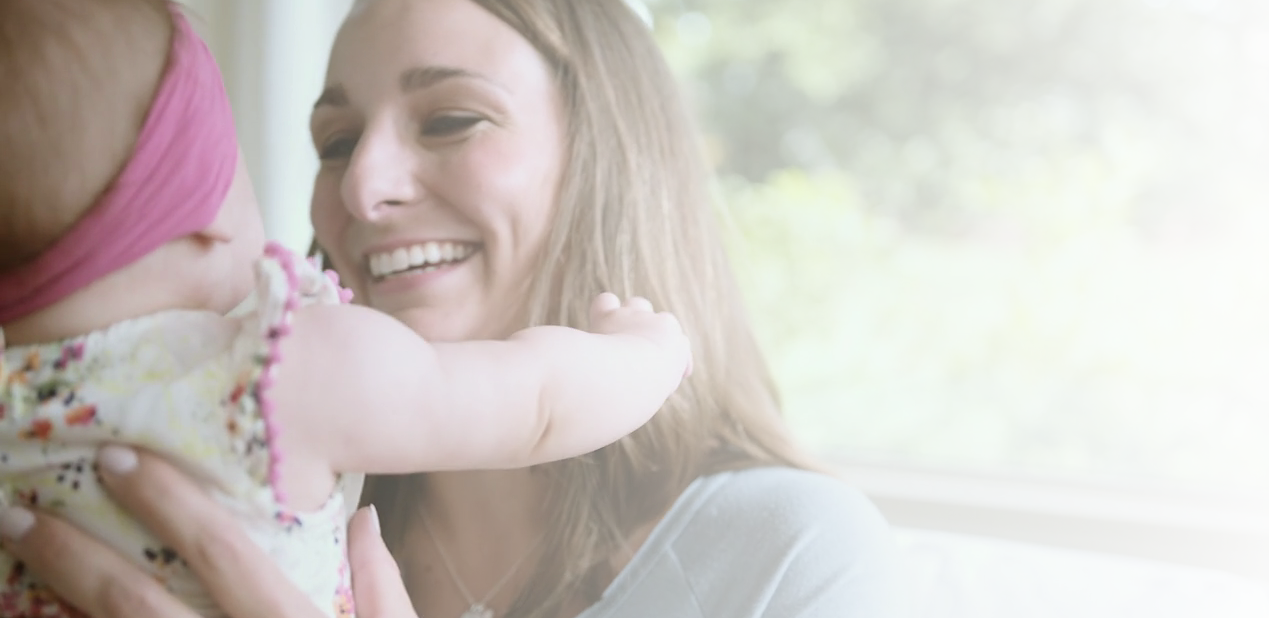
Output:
[{"xmin": 461, "ymin": 604, "xmax": 494, "ymax": 618}]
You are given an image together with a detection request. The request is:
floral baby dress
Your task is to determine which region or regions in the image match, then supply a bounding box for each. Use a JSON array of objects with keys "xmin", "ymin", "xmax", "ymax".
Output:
[{"xmin": 0, "ymin": 243, "xmax": 355, "ymax": 618}]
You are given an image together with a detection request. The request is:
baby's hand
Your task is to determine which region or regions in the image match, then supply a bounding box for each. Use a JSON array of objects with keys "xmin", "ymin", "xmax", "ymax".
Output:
[{"xmin": 588, "ymin": 293, "xmax": 693, "ymax": 380}]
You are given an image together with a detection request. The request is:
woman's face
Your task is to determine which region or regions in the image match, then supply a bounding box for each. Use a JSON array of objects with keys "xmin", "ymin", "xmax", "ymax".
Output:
[{"xmin": 310, "ymin": 0, "xmax": 566, "ymax": 340}]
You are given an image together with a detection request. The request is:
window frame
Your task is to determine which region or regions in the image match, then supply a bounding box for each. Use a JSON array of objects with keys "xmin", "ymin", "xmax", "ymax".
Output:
[{"xmin": 835, "ymin": 457, "xmax": 1269, "ymax": 586}]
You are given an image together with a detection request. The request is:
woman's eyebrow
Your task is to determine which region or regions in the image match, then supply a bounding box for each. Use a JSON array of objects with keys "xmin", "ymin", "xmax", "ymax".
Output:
[
  {"xmin": 312, "ymin": 66, "xmax": 507, "ymax": 112},
  {"xmin": 400, "ymin": 65, "xmax": 508, "ymax": 94}
]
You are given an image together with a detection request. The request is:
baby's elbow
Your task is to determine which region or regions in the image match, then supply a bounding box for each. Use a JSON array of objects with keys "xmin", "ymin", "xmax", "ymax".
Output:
[{"xmin": 519, "ymin": 404, "xmax": 553, "ymax": 467}]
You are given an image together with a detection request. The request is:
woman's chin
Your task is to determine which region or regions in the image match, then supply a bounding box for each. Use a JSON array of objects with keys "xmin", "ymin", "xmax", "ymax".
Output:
[{"xmin": 375, "ymin": 305, "xmax": 483, "ymax": 342}]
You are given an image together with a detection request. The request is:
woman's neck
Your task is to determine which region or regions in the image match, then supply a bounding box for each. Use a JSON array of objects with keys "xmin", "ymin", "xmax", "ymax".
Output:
[
  {"xmin": 397, "ymin": 469, "xmax": 551, "ymax": 617},
  {"xmin": 418, "ymin": 468, "xmax": 548, "ymax": 535}
]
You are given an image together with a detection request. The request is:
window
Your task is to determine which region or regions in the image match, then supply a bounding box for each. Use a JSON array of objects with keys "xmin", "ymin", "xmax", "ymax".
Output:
[
  {"xmin": 177, "ymin": 0, "xmax": 352, "ymax": 253},
  {"xmin": 642, "ymin": 0, "xmax": 1269, "ymax": 492},
  {"xmin": 639, "ymin": 0, "xmax": 1269, "ymax": 614}
]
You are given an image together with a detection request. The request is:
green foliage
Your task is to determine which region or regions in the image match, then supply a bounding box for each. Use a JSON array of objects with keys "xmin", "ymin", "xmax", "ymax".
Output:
[{"xmin": 644, "ymin": 0, "xmax": 1269, "ymax": 489}]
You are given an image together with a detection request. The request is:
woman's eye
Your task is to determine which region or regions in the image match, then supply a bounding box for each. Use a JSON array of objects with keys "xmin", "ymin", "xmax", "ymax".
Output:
[
  {"xmin": 422, "ymin": 115, "xmax": 483, "ymax": 137},
  {"xmin": 318, "ymin": 135, "xmax": 358, "ymax": 161}
]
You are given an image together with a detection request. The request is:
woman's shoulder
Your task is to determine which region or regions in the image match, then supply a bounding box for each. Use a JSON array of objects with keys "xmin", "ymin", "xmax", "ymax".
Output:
[
  {"xmin": 688, "ymin": 466, "xmax": 902, "ymax": 613},
  {"xmin": 680, "ymin": 466, "xmax": 889, "ymax": 536},
  {"xmin": 600, "ymin": 466, "xmax": 904, "ymax": 617},
  {"xmin": 710, "ymin": 465, "xmax": 866, "ymax": 503}
]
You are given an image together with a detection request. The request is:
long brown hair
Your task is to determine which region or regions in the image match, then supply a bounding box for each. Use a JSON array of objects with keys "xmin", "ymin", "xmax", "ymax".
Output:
[{"xmin": 347, "ymin": 1, "xmax": 818, "ymax": 615}]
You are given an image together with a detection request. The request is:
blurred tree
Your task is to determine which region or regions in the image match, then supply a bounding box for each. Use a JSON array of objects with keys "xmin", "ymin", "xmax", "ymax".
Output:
[
  {"xmin": 648, "ymin": 0, "xmax": 1269, "ymax": 241},
  {"xmin": 639, "ymin": 0, "xmax": 1269, "ymax": 489}
]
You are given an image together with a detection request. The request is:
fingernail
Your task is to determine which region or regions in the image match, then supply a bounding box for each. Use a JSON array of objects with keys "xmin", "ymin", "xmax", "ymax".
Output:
[
  {"xmin": 98, "ymin": 445, "xmax": 138, "ymax": 475},
  {"xmin": 368, "ymin": 504, "xmax": 382, "ymax": 536},
  {"xmin": 0, "ymin": 507, "xmax": 35, "ymax": 541}
]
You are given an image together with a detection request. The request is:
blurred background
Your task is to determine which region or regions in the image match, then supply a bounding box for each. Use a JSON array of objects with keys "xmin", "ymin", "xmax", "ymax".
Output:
[
  {"xmin": 656, "ymin": 0, "xmax": 1269, "ymax": 493},
  {"xmin": 180, "ymin": 0, "xmax": 1269, "ymax": 615}
]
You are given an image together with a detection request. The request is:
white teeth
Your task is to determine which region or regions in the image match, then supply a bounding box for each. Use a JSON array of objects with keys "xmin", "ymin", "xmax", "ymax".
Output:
[
  {"xmin": 366, "ymin": 242, "xmax": 477, "ymax": 278},
  {"xmin": 391, "ymin": 248, "xmax": 409, "ymax": 271},
  {"xmin": 372, "ymin": 253, "xmax": 389, "ymax": 275}
]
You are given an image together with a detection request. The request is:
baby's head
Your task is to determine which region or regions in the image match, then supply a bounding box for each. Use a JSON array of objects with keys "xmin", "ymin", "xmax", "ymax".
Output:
[
  {"xmin": 0, "ymin": 0, "xmax": 263, "ymax": 322},
  {"xmin": 0, "ymin": 0, "xmax": 172, "ymax": 270}
]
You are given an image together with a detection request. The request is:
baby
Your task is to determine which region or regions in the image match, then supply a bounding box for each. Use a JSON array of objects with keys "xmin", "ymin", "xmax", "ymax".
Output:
[{"xmin": 0, "ymin": 1, "xmax": 690, "ymax": 616}]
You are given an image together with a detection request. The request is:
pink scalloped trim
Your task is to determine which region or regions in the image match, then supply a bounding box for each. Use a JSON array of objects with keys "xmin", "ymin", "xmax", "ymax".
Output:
[
  {"xmin": 326, "ymin": 268, "xmax": 355, "ymax": 304},
  {"xmin": 307, "ymin": 254, "xmax": 355, "ymax": 304},
  {"xmin": 253, "ymin": 242, "xmax": 354, "ymax": 506},
  {"xmin": 257, "ymin": 241, "xmax": 298, "ymax": 505}
]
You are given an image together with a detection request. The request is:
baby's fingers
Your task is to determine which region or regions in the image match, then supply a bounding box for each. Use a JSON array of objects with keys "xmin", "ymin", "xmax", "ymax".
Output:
[
  {"xmin": 589, "ymin": 292, "xmax": 622, "ymax": 326},
  {"xmin": 658, "ymin": 312, "xmax": 694, "ymax": 378},
  {"xmin": 625, "ymin": 296, "xmax": 654, "ymax": 312}
]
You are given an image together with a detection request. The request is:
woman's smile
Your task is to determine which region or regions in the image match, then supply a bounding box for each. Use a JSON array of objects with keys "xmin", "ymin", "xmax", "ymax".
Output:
[{"xmin": 365, "ymin": 240, "xmax": 482, "ymax": 281}]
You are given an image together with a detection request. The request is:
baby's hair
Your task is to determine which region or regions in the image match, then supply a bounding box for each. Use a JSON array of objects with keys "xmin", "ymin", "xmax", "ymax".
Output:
[{"xmin": 0, "ymin": 0, "xmax": 172, "ymax": 271}]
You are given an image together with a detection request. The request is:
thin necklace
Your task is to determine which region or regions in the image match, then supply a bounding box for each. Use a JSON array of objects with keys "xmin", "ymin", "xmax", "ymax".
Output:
[{"xmin": 418, "ymin": 510, "xmax": 545, "ymax": 618}]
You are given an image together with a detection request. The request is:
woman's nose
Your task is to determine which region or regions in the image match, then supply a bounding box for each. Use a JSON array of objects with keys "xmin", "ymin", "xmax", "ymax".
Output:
[{"xmin": 340, "ymin": 122, "xmax": 422, "ymax": 221}]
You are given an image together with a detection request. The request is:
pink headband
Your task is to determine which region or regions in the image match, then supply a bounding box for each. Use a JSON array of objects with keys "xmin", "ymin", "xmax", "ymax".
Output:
[{"xmin": 0, "ymin": 4, "xmax": 238, "ymax": 323}]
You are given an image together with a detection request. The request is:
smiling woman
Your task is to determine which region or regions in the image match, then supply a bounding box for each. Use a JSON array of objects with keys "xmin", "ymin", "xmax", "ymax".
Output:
[
  {"xmin": 303, "ymin": 2, "xmax": 902, "ymax": 617},
  {"xmin": 1, "ymin": 1, "xmax": 904, "ymax": 618},
  {"xmin": 307, "ymin": 4, "xmax": 566, "ymax": 342}
]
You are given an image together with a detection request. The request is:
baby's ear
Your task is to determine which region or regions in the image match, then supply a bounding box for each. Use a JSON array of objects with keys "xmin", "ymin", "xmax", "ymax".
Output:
[
  {"xmin": 193, "ymin": 218, "xmax": 234, "ymax": 243},
  {"xmin": 195, "ymin": 149, "xmax": 261, "ymax": 245},
  {"xmin": 196, "ymin": 186, "xmax": 244, "ymax": 244}
]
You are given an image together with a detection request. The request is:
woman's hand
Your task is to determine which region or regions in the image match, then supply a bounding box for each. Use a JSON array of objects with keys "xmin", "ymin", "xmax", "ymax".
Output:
[{"xmin": 0, "ymin": 446, "xmax": 418, "ymax": 618}]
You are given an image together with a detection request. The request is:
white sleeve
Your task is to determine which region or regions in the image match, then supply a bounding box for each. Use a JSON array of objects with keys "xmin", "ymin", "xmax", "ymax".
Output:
[
  {"xmin": 665, "ymin": 468, "xmax": 907, "ymax": 618},
  {"xmin": 758, "ymin": 477, "xmax": 907, "ymax": 618}
]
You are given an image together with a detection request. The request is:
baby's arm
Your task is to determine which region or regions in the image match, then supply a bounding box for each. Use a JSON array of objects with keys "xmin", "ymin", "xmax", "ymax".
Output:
[{"xmin": 270, "ymin": 294, "xmax": 690, "ymax": 480}]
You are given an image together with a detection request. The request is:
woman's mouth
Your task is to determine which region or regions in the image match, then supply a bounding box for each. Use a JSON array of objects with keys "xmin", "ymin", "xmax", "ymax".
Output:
[{"xmin": 366, "ymin": 241, "xmax": 479, "ymax": 281}]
